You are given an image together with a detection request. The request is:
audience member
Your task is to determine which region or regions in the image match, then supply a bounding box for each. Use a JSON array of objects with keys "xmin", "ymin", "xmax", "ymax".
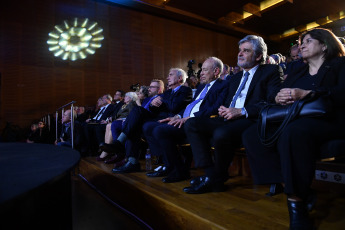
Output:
[
  {"xmin": 182, "ymin": 35, "xmax": 282, "ymax": 194},
  {"xmin": 143, "ymin": 57, "xmax": 229, "ymax": 182},
  {"xmin": 289, "ymin": 44, "xmax": 301, "ymax": 61},
  {"xmin": 55, "ymin": 109, "xmax": 80, "ymax": 148},
  {"xmin": 27, "ymin": 121, "xmax": 50, "ymax": 144},
  {"xmin": 220, "ymin": 64, "xmax": 230, "ymax": 80},
  {"xmin": 82, "ymin": 94, "xmax": 117, "ymax": 155},
  {"xmin": 75, "ymin": 106, "xmax": 88, "ymax": 123},
  {"xmin": 189, "ymin": 75, "xmax": 199, "ymax": 89},
  {"xmin": 136, "ymin": 86, "xmax": 149, "ymax": 106},
  {"xmin": 242, "ymin": 28, "xmax": 345, "ymax": 230},
  {"xmin": 101, "ymin": 69, "xmax": 193, "ymax": 173},
  {"xmin": 266, "ymin": 55, "xmax": 276, "ymax": 64},
  {"xmin": 102, "ymin": 79, "xmax": 165, "ymax": 165},
  {"xmin": 232, "ymin": 65, "xmax": 241, "ymax": 75},
  {"xmin": 26, "ymin": 123, "xmax": 39, "ymax": 143},
  {"xmin": 112, "ymin": 90, "xmax": 125, "ymax": 115},
  {"xmin": 97, "ymin": 92, "xmax": 138, "ymax": 161},
  {"xmin": 285, "ymin": 44, "xmax": 307, "ymax": 76}
]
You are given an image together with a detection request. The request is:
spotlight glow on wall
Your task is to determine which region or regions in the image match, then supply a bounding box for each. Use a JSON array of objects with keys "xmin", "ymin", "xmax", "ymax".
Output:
[{"xmin": 47, "ymin": 18, "xmax": 104, "ymax": 61}]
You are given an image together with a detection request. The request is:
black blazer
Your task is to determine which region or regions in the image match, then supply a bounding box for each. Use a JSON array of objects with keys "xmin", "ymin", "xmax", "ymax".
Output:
[
  {"xmin": 98, "ymin": 104, "xmax": 117, "ymax": 121},
  {"xmin": 224, "ymin": 64, "xmax": 283, "ymax": 119},
  {"xmin": 150, "ymin": 85, "xmax": 193, "ymax": 118},
  {"xmin": 179, "ymin": 78, "xmax": 229, "ymax": 118},
  {"xmin": 283, "ymin": 56, "xmax": 345, "ymax": 126}
]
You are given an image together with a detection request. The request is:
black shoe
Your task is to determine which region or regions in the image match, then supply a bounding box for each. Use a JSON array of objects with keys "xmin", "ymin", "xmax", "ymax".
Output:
[
  {"xmin": 266, "ymin": 183, "xmax": 284, "ymax": 197},
  {"xmin": 146, "ymin": 166, "xmax": 168, "ymax": 177},
  {"xmin": 287, "ymin": 199, "xmax": 314, "ymax": 230},
  {"xmin": 100, "ymin": 141, "xmax": 124, "ymax": 154},
  {"xmin": 162, "ymin": 174, "xmax": 190, "ymax": 183},
  {"xmin": 112, "ymin": 161, "xmax": 140, "ymax": 173},
  {"xmin": 190, "ymin": 175, "xmax": 207, "ymax": 186},
  {"xmin": 183, "ymin": 177, "xmax": 226, "ymax": 194}
]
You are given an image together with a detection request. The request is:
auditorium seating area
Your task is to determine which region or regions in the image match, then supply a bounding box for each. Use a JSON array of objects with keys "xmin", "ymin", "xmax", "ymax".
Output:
[{"xmin": 2, "ymin": 1, "xmax": 345, "ymax": 229}]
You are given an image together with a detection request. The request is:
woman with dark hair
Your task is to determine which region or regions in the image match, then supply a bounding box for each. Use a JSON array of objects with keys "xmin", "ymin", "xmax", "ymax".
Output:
[
  {"xmin": 242, "ymin": 28, "xmax": 345, "ymax": 229},
  {"xmin": 136, "ymin": 85, "xmax": 149, "ymax": 106}
]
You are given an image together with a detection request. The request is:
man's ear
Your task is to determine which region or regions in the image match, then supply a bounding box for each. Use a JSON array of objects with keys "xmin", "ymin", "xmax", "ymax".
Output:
[
  {"xmin": 178, "ymin": 76, "xmax": 183, "ymax": 83},
  {"xmin": 256, "ymin": 54, "xmax": 263, "ymax": 62},
  {"xmin": 214, "ymin": 67, "xmax": 220, "ymax": 76}
]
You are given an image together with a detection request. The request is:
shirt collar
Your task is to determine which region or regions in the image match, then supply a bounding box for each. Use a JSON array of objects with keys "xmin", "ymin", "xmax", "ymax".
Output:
[
  {"xmin": 173, "ymin": 85, "xmax": 181, "ymax": 93},
  {"xmin": 245, "ymin": 64, "xmax": 259, "ymax": 77}
]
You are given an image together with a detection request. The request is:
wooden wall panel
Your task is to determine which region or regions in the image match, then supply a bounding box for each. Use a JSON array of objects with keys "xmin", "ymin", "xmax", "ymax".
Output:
[{"xmin": 0, "ymin": 0, "xmax": 240, "ymax": 130}]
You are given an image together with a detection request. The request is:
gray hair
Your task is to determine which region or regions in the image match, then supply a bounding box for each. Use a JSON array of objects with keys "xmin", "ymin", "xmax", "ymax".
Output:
[
  {"xmin": 125, "ymin": 92, "xmax": 138, "ymax": 102},
  {"xmin": 270, "ymin": 54, "xmax": 280, "ymax": 64},
  {"xmin": 239, "ymin": 35, "xmax": 267, "ymax": 64},
  {"xmin": 104, "ymin": 94, "xmax": 113, "ymax": 102},
  {"xmin": 206, "ymin": 57, "xmax": 224, "ymax": 75},
  {"xmin": 170, "ymin": 68, "xmax": 187, "ymax": 84}
]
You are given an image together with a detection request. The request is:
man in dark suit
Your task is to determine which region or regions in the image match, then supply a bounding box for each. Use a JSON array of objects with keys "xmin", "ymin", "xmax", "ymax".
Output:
[
  {"xmin": 82, "ymin": 94, "xmax": 117, "ymax": 155},
  {"xmin": 183, "ymin": 35, "xmax": 283, "ymax": 194},
  {"xmin": 91, "ymin": 90, "xmax": 125, "ymax": 154},
  {"xmin": 102, "ymin": 69, "xmax": 193, "ymax": 173},
  {"xmin": 142, "ymin": 57, "xmax": 229, "ymax": 183},
  {"xmin": 111, "ymin": 90, "xmax": 125, "ymax": 116},
  {"xmin": 103, "ymin": 79, "xmax": 165, "ymax": 164}
]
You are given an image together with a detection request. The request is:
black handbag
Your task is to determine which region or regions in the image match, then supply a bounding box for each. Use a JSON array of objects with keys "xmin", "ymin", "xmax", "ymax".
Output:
[{"xmin": 258, "ymin": 92, "xmax": 330, "ymax": 147}]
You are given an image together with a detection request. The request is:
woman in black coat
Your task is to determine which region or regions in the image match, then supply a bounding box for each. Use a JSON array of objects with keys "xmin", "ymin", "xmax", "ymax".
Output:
[{"xmin": 242, "ymin": 28, "xmax": 345, "ymax": 230}]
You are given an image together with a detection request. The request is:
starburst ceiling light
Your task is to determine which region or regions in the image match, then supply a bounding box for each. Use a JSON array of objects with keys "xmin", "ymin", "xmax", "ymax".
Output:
[{"xmin": 47, "ymin": 18, "xmax": 104, "ymax": 61}]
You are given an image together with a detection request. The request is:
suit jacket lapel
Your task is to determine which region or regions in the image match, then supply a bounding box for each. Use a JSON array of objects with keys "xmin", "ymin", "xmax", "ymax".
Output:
[
  {"xmin": 201, "ymin": 78, "xmax": 220, "ymax": 102},
  {"xmin": 193, "ymin": 84, "xmax": 205, "ymax": 100},
  {"xmin": 246, "ymin": 65, "xmax": 262, "ymax": 99}
]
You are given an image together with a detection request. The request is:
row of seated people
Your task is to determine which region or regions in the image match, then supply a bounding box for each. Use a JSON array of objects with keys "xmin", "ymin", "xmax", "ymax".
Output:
[
  {"xmin": 30, "ymin": 43, "xmax": 301, "ymax": 149},
  {"xmin": 29, "ymin": 28, "xmax": 344, "ymax": 230},
  {"xmin": 26, "ymin": 87, "xmax": 150, "ymax": 150},
  {"xmin": 78, "ymin": 88, "xmax": 152, "ymax": 155},
  {"xmin": 94, "ymin": 29, "xmax": 345, "ymax": 230}
]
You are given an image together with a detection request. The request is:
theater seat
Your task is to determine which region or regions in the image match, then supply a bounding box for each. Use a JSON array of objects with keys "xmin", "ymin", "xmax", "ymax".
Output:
[
  {"xmin": 320, "ymin": 139, "xmax": 345, "ymax": 161},
  {"xmin": 267, "ymin": 139, "xmax": 345, "ymax": 197}
]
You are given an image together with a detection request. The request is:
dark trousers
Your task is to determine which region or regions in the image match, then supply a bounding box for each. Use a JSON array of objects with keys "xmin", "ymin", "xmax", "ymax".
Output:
[
  {"xmin": 122, "ymin": 106, "xmax": 156, "ymax": 159},
  {"xmin": 242, "ymin": 117, "xmax": 344, "ymax": 199},
  {"xmin": 184, "ymin": 116, "xmax": 254, "ymax": 181},
  {"xmin": 142, "ymin": 121, "xmax": 189, "ymax": 177},
  {"xmin": 83, "ymin": 123, "xmax": 107, "ymax": 153},
  {"xmin": 110, "ymin": 120, "xmax": 124, "ymax": 141}
]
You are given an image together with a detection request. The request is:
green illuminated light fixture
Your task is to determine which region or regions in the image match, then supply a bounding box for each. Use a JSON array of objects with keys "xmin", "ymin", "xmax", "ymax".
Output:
[{"xmin": 47, "ymin": 18, "xmax": 104, "ymax": 61}]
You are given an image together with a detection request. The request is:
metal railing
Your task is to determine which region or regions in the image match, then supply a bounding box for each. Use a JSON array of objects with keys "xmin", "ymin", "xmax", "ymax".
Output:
[{"xmin": 55, "ymin": 101, "xmax": 76, "ymax": 149}]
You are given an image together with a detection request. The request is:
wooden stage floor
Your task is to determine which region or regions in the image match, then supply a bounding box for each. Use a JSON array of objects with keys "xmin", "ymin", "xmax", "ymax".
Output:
[{"xmin": 77, "ymin": 157, "xmax": 345, "ymax": 230}]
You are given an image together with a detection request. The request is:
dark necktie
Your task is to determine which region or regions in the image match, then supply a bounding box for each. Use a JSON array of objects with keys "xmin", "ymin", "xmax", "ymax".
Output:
[
  {"xmin": 230, "ymin": 72, "xmax": 249, "ymax": 108},
  {"xmin": 183, "ymin": 84, "xmax": 210, "ymax": 118},
  {"xmin": 95, "ymin": 107, "xmax": 105, "ymax": 120}
]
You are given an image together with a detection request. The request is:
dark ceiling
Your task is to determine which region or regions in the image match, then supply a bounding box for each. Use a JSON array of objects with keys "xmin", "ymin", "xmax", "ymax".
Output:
[{"xmin": 103, "ymin": 0, "xmax": 345, "ymax": 42}]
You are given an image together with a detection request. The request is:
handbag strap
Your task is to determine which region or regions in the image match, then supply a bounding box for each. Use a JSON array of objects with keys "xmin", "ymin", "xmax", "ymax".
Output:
[{"xmin": 259, "ymin": 94, "xmax": 312, "ymax": 147}]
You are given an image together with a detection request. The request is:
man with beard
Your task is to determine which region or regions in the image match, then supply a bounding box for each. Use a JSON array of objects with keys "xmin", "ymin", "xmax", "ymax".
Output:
[{"xmin": 183, "ymin": 35, "xmax": 283, "ymax": 194}]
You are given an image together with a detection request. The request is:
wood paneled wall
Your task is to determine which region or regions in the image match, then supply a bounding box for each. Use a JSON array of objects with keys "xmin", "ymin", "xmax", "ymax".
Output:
[{"xmin": 0, "ymin": 0, "xmax": 240, "ymax": 129}]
